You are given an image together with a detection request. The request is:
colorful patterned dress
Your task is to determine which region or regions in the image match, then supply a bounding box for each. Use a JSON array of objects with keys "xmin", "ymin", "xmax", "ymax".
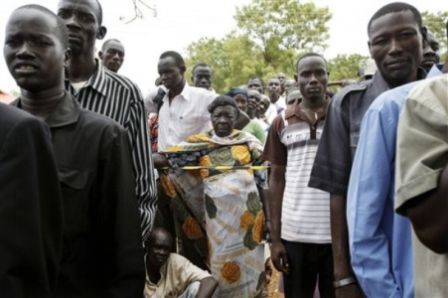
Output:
[{"xmin": 160, "ymin": 130, "xmax": 267, "ymax": 297}]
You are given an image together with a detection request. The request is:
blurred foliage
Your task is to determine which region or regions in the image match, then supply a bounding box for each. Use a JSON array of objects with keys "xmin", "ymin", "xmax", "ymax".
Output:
[
  {"xmin": 328, "ymin": 54, "xmax": 368, "ymax": 82},
  {"xmin": 185, "ymin": 3, "xmax": 448, "ymax": 93},
  {"xmin": 186, "ymin": 0, "xmax": 331, "ymax": 93}
]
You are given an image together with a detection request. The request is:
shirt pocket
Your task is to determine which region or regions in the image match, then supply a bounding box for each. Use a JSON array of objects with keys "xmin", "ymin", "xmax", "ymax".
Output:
[{"xmin": 58, "ymin": 169, "xmax": 90, "ymax": 235}]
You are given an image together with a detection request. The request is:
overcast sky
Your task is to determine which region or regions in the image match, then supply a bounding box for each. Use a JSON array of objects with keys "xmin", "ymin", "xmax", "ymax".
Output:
[{"xmin": 0, "ymin": 0, "xmax": 446, "ymax": 94}]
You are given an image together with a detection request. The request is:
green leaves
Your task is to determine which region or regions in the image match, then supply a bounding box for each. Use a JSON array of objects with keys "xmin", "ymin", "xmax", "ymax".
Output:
[
  {"xmin": 422, "ymin": 11, "xmax": 448, "ymax": 62},
  {"xmin": 328, "ymin": 54, "xmax": 369, "ymax": 81},
  {"xmin": 185, "ymin": 0, "xmax": 332, "ymax": 93}
]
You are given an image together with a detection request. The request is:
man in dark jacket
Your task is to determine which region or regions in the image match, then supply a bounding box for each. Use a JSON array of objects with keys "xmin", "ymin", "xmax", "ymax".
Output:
[
  {"xmin": 0, "ymin": 102, "xmax": 63, "ymax": 297},
  {"xmin": 4, "ymin": 5, "xmax": 145, "ymax": 297}
]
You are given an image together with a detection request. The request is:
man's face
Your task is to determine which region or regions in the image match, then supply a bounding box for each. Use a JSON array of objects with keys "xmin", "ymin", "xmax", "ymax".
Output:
[
  {"xmin": 192, "ymin": 66, "xmax": 212, "ymax": 89},
  {"xmin": 100, "ymin": 40, "xmax": 124, "ymax": 72},
  {"xmin": 421, "ymin": 31, "xmax": 440, "ymax": 71},
  {"xmin": 297, "ymin": 56, "xmax": 328, "ymax": 102},
  {"xmin": 277, "ymin": 73, "xmax": 286, "ymax": 94},
  {"xmin": 368, "ymin": 10, "xmax": 423, "ymax": 87},
  {"xmin": 247, "ymin": 78, "xmax": 264, "ymax": 94},
  {"xmin": 247, "ymin": 89, "xmax": 261, "ymax": 116},
  {"xmin": 277, "ymin": 73, "xmax": 286, "ymax": 84},
  {"xmin": 211, "ymin": 105, "xmax": 237, "ymax": 137},
  {"xmin": 4, "ymin": 9, "xmax": 67, "ymax": 93},
  {"xmin": 158, "ymin": 56, "xmax": 184, "ymax": 90},
  {"xmin": 259, "ymin": 95, "xmax": 270, "ymax": 115},
  {"xmin": 57, "ymin": 0, "xmax": 104, "ymax": 57},
  {"xmin": 267, "ymin": 78, "xmax": 281, "ymax": 100},
  {"xmin": 233, "ymin": 94, "xmax": 248, "ymax": 112},
  {"xmin": 147, "ymin": 232, "xmax": 172, "ymax": 268}
]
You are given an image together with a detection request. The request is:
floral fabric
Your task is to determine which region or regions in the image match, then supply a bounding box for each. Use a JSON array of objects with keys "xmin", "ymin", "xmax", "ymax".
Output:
[{"xmin": 160, "ymin": 130, "xmax": 266, "ymax": 297}]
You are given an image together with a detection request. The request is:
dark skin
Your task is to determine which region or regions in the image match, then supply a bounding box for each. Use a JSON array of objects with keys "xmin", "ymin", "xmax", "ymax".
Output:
[
  {"xmin": 157, "ymin": 56, "xmax": 185, "ymax": 103},
  {"xmin": 247, "ymin": 78, "xmax": 264, "ymax": 94},
  {"xmin": 269, "ymin": 55, "xmax": 329, "ymax": 274},
  {"xmin": 247, "ymin": 90, "xmax": 261, "ymax": 119},
  {"xmin": 99, "ymin": 39, "xmax": 125, "ymax": 73},
  {"xmin": 368, "ymin": 10, "xmax": 424, "ymax": 88},
  {"xmin": 57, "ymin": 0, "xmax": 107, "ymax": 82},
  {"xmin": 330, "ymin": 10, "xmax": 426, "ymax": 298},
  {"xmin": 267, "ymin": 78, "xmax": 281, "ymax": 103},
  {"xmin": 211, "ymin": 105, "xmax": 238, "ymax": 137},
  {"xmin": 420, "ymin": 31, "xmax": 440, "ymax": 72},
  {"xmin": 192, "ymin": 65, "xmax": 212, "ymax": 90},
  {"xmin": 145, "ymin": 228, "xmax": 218, "ymax": 298},
  {"xmin": 4, "ymin": 8, "xmax": 69, "ymax": 117},
  {"xmin": 233, "ymin": 94, "xmax": 248, "ymax": 113}
]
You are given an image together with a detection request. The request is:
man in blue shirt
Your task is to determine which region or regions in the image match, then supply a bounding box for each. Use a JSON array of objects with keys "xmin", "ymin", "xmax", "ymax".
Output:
[{"xmin": 347, "ymin": 56, "xmax": 446, "ymax": 298}]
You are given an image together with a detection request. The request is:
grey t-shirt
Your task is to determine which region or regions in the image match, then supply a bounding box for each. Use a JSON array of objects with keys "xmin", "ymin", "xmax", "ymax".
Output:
[{"xmin": 308, "ymin": 72, "xmax": 390, "ymax": 195}]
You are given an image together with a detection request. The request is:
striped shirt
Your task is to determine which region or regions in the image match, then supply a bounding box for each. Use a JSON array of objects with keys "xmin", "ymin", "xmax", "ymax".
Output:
[
  {"xmin": 67, "ymin": 62, "xmax": 156, "ymax": 240},
  {"xmin": 263, "ymin": 102, "xmax": 331, "ymax": 244}
]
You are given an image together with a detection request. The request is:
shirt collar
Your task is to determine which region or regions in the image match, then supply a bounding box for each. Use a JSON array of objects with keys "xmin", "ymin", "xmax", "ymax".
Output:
[
  {"xmin": 284, "ymin": 95, "xmax": 331, "ymax": 124},
  {"xmin": 66, "ymin": 59, "xmax": 108, "ymax": 97},
  {"xmin": 166, "ymin": 82, "xmax": 191, "ymax": 102},
  {"xmin": 13, "ymin": 93, "xmax": 80, "ymax": 128}
]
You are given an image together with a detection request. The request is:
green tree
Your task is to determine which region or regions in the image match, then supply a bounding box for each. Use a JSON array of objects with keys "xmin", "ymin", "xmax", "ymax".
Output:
[
  {"xmin": 328, "ymin": 54, "xmax": 368, "ymax": 82},
  {"xmin": 422, "ymin": 11, "xmax": 448, "ymax": 59},
  {"xmin": 235, "ymin": 0, "xmax": 331, "ymax": 74},
  {"xmin": 186, "ymin": 0, "xmax": 332, "ymax": 92},
  {"xmin": 185, "ymin": 34, "xmax": 264, "ymax": 93}
]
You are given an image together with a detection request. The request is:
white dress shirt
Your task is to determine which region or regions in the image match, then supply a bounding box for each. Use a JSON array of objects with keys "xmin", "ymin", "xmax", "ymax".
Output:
[{"xmin": 158, "ymin": 83, "xmax": 216, "ymax": 151}]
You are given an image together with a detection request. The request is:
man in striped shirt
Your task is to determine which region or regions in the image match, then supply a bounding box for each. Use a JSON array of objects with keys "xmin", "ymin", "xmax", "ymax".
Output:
[
  {"xmin": 57, "ymin": 0, "xmax": 156, "ymax": 239},
  {"xmin": 263, "ymin": 53, "xmax": 334, "ymax": 298}
]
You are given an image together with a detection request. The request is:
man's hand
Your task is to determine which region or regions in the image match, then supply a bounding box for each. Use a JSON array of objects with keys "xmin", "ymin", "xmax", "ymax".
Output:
[
  {"xmin": 152, "ymin": 153, "xmax": 169, "ymax": 169},
  {"xmin": 270, "ymin": 241, "xmax": 289, "ymax": 274},
  {"xmin": 335, "ymin": 283, "xmax": 364, "ymax": 298}
]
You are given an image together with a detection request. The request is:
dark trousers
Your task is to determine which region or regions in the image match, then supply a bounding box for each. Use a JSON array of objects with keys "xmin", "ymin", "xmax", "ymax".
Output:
[{"xmin": 282, "ymin": 240, "xmax": 335, "ymax": 298}]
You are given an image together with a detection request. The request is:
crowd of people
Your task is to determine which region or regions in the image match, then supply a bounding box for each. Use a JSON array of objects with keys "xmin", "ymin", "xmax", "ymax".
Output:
[{"xmin": 0, "ymin": 0, "xmax": 447, "ymax": 297}]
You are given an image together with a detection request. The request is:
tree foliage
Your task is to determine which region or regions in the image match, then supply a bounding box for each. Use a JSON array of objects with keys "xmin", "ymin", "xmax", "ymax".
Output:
[
  {"xmin": 328, "ymin": 54, "xmax": 368, "ymax": 82},
  {"xmin": 185, "ymin": 34, "xmax": 264, "ymax": 93},
  {"xmin": 185, "ymin": 0, "xmax": 332, "ymax": 93},
  {"xmin": 422, "ymin": 11, "xmax": 448, "ymax": 52}
]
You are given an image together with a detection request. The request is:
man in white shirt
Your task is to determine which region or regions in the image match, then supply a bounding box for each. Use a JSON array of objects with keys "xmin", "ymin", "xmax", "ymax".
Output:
[
  {"xmin": 144, "ymin": 228, "xmax": 217, "ymax": 298},
  {"xmin": 156, "ymin": 51, "xmax": 216, "ymax": 152}
]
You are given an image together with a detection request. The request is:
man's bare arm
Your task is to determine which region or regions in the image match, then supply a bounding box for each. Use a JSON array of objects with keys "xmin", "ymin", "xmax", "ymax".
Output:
[
  {"xmin": 331, "ymin": 194, "xmax": 364, "ymax": 298},
  {"xmin": 197, "ymin": 276, "xmax": 218, "ymax": 298}
]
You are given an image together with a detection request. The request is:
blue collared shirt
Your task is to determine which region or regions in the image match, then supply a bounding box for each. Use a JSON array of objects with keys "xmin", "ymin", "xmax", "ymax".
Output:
[{"xmin": 347, "ymin": 66, "xmax": 442, "ymax": 298}]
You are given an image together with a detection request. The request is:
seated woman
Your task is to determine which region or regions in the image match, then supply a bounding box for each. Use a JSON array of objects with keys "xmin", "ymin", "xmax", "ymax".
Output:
[{"xmin": 155, "ymin": 95, "xmax": 267, "ymax": 297}]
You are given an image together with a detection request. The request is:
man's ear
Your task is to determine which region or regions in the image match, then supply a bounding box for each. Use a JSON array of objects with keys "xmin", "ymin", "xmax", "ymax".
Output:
[
  {"xmin": 294, "ymin": 74, "xmax": 298, "ymax": 82},
  {"xmin": 368, "ymin": 41, "xmax": 373, "ymax": 57},
  {"xmin": 64, "ymin": 48, "xmax": 72, "ymax": 68},
  {"xmin": 421, "ymin": 26, "xmax": 428, "ymax": 46},
  {"xmin": 96, "ymin": 25, "xmax": 107, "ymax": 40},
  {"xmin": 98, "ymin": 51, "xmax": 104, "ymax": 59}
]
